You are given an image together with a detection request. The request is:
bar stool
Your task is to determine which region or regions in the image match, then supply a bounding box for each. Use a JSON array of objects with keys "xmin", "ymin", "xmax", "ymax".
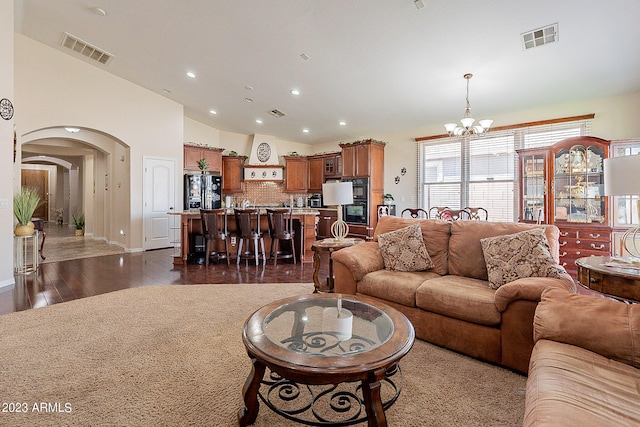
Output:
[
  {"xmin": 234, "ymin": 208, "xmax": 266, "ymax": 266},
  {"xmin": 266, "ymin": 208, "xmax": 296, "ymax": 265},
  {"xmin": 200, "ymin": 209, "xmax": 230, "ymax": 265}
]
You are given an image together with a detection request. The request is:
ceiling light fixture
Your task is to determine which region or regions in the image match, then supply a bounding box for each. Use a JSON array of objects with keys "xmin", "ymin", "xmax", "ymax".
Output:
[
  {"xmin": 256, "ymin": 119, "xmax": 263, "ymax": 124},
  {"xmin": 245, "ymin": 97, "xmax": 254, "ymax": 103},
  {"xmin": 93, "ymin": 7, "xmax": 107, "ymax": 16},
  {"xmin": 338, "ymin": 121, "xmax": 347, "ymax": 126},
  {"xmin": 302, "ymin": 128, "xmax": 310, "ymax": 133},
  {"xmin": 444, "ymin": 73, "xmax": 493, "ymax": 138},
  {"xmin": 186, "ymin": 71, "xmax": 196, "ymax": 78},
  {"xmin": 414, "ymin": 0, "xmax": 425, "ymax": 10},
  {"xmin": 209, "ymin": 109, "xmax": 217, "ymax": 115},
  {"xmin": 290, "ymin": 89, "xmax": 300, "ymax": 96},
  {"xmin": 64, "ymin": 127, "xmax": 80, "ymax": 133}
]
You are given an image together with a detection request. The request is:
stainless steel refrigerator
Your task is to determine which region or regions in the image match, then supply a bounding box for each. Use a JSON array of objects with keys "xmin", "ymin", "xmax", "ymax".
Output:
[{"xmin": 184, "ymin": 174, "xmax": 222, "ymax": 210}]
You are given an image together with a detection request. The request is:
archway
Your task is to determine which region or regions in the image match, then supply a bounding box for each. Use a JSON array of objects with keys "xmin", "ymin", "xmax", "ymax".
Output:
[{"xmin": 20, "ymin": 127, "xmax": 130, "ymax": 249}]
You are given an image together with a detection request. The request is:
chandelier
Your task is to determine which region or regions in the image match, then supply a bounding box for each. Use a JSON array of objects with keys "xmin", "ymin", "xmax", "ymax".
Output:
[{"xmin": 444, "ymin": 73, "xmax": 493, "ymax": 137}]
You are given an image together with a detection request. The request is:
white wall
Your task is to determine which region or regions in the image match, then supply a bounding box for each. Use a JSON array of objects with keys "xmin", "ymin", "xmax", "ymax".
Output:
[
  {"xmin": 15, "ymin": 34, "xmax": 184, "ymax": 252},
  {"xmin": 0, "ymin": 0, "xmax": 14, "ymax": 286}
]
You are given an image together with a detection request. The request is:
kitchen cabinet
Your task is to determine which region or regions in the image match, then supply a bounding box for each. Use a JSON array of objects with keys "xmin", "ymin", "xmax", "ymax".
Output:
[
  {"xmin": 307, "ymin": 156, "xmax": 325, "ymax": 192},
  {"xmin": 516, "ymin": 136, "xmax": 611, "ymax": 278},
  {"xmin": 324, "ymin": 153, "xmax": 342, "ymax": 178},
  {"xmin": 184, "ymin": 145, "xmax": 223, "ymax": 173},
  {"xmin": 222, "ymin": 155, "xmax": 245, "ymax": 193},
  {"xmin": 317, "ymin": 209, "xmax": 338, "ymax": 239},
  {"xmin": 284, "ymin": 156, "xmax": 308, "ymax": 192}
]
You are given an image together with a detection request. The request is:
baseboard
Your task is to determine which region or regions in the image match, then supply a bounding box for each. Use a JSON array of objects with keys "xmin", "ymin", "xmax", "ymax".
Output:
[{"xmin": 0, "ymin": 277, "xmax": 16, "ymax": 289}]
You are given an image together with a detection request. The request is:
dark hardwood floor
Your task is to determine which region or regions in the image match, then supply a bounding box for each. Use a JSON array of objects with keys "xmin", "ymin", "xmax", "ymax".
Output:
[{"xmin": 1, "ymin": 227, "xmax": 329, "ymax": 316}]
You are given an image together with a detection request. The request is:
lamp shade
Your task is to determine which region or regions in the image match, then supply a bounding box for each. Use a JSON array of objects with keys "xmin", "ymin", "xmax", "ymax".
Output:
[
  {"xmin": 322, "ymin": 182, "xmax": 353, "ymax": 206},
  {"xmin": 604, "ymin": 155, "xmax": 640, "ymax": 196}
]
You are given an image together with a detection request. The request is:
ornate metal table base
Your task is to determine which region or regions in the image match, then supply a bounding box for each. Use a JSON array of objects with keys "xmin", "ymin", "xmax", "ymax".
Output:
[{"xmin": 258, "ymin": 367, "xmax": 402, "ymax": 426}]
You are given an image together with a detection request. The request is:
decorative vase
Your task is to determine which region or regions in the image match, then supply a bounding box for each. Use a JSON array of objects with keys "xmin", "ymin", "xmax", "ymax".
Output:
[
  {"xmin": 75, "ymin": 229, "xmax": 84, "ymax": 236},
  {"xmin": 14, "ymin": 223, "xmax": 35, "ymax": 236}
]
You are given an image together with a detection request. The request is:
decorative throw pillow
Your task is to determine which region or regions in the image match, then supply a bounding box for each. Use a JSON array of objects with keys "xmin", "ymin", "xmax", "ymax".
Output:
[
  {"xmin": 480, "ymin": 228, "xmax": 563, "ymax": 289},
  {"xmin": 377, "ymin": 223, "xmax": 434, "ymax": 272}
]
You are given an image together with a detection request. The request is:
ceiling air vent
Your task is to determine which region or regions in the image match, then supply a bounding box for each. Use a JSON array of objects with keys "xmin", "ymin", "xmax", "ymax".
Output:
[
  {"xmin": 268, "ymin": 109, "xmax": 286, "ymax": 118},
  {"xmin": 61, "ymin": 32, "xmax": 114, "ymax": 65},
  {"xmin": 521, "ymin": 23, "xmax": 558, "ymax": 50}
]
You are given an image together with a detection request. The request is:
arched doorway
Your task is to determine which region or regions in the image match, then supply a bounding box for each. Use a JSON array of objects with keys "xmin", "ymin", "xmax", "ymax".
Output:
[{"xmin": 20, "ymin": 127, "xmax": 130, "ymax": 249}]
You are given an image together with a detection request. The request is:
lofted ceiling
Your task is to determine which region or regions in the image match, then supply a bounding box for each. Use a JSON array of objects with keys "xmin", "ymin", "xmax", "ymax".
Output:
[{"xmin": 14, "ymin": 0, "xmax": 640, "ymax": 145}]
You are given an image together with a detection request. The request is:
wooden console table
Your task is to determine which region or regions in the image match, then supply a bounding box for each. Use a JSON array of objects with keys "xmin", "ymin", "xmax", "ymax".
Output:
[{"xmin": 575, "ymin": 256, "xmax": 640, "ymax": 303}]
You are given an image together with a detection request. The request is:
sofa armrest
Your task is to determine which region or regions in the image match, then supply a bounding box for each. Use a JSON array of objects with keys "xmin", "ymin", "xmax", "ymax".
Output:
[
  {"xmin": 331, "ymin": 242, "xmax": 384, "ymax": 282},
  {"xmin": 494, "ymin": 271, "xmax": 575, "ymax": 312},
  {"xmin": 534, "ymin": 287, "xmax": 640, "ymax": 369}
]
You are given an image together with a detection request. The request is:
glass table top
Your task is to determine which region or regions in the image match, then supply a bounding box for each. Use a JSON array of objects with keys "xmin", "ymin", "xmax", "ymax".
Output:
[{"xmin": 263, "ymin": 296, "xmax": 394, "ymax": 356}]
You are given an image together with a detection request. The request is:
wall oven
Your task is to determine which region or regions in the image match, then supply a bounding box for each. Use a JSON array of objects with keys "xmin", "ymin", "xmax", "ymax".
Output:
[{"xmin": 342, "ymin": 178, "xmax": 369, "ymax": 225}]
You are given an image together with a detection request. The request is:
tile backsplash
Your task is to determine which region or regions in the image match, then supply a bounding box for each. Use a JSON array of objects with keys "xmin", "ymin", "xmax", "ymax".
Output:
[{"xmin": 224, "ymin": 181, "xmax": 310, "ymax": 207}]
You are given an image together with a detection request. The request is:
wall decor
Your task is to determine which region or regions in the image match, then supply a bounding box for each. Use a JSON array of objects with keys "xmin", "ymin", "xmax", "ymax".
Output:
[
  {"xmin": 0, "ymin": 98, "xmax": 14, "ymax": 120},
  {"xmin": 395, "ymin": 176, "xmax": 400, "ymax": 184},
  {"xmin": 401, "ymin": 167, "xmax": 407, "ymax": 176}
]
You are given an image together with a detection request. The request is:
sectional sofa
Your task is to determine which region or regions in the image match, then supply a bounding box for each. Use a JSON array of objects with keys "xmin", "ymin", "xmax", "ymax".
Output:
[{"xmin": 332, "ymin": 216, "xmax": 575, "ymax": 374}]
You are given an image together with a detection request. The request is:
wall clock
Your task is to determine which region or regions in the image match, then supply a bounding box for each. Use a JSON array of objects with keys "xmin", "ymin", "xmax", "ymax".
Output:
[
  {"xmin": 257, "ymin": 142, "xmax": 271, "ymax": 162},
  {"xmin": 0, "ymin": 98, "xmax": 14, "ymax": 120}
]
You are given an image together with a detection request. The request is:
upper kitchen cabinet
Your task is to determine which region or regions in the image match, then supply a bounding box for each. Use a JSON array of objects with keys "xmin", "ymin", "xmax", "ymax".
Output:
[
  {"xmin": 284, "ymin": 156, "xmax": 309, "ymax": 192},
  {"xmin": 307, "ymin": 155, "xmax": 325, "ymax": 192},
  {"xmin": 222, "ymin": 155, "xmax": 246, "ymax": 193},
  {"xmin": 184, "ymin": 144, "xmax": 223, "ymax": 173},
  {"xmin": 340, "ymin": 139, "xmax": 385, "ymax": 190},
  {"xmin": 324, "ymin": 153, "xmax": 342, "ymax": 179}
]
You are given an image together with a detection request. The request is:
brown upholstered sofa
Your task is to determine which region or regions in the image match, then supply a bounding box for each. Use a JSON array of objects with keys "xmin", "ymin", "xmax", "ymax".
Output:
[
  {"xmin": 332, "ymin": 216, "xmax": 576, "ymax": 374},
  {"xmin": 524, "ymin": 287, "xmax": 640, "ymax": 426}
]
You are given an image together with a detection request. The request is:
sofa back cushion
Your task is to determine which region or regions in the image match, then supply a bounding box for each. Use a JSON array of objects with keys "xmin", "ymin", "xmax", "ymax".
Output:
[
  {"xmin": 374, "ymin": 216, "xmax": 451, "ymax": 275},
  {"xmin": 448, "ymin": 221, "xmax": 560, "ymax": 280},
  {"xmin": 534, "ymin": 287, "xmax": 640, "ymax": 369}
]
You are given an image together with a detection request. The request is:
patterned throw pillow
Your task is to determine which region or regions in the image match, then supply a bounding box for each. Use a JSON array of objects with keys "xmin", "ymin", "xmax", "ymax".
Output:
[
  {"xmin": 378, "ymin": 224, "xmax": 434, "ymax": 272},
  {"xmin": 480, "ymin": 228, "xmax": 563, "ymax": 289}
]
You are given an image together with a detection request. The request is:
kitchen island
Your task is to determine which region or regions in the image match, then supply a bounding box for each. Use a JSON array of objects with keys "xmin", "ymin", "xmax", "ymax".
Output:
[{"xmin": 169, "ymin": 209, "xmax": 319, "ymax": 265}]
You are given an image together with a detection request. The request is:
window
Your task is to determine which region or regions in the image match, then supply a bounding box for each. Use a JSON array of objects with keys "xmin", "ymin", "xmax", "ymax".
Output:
[
  {"xmin": 609, "ymin": 140, "xmax": 640, "ymax": 227},
  {"xmin": 418, "ymin": 118, "xmax": 591, "ymax": 222}
]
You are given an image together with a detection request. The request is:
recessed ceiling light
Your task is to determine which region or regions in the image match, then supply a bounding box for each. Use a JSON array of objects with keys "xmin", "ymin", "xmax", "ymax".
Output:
[
  {"xmin": 290, "ymin": 89, "xmax": 300, "ymax": 96},
  {"xmin": 162, "ymin": 88, "xmax": 171, "ymax": 94},
  {"xmin": 244, "ymin": 85, "xmax": 254, "ymax": 91},
  {"xmin": 302, "ymin": 128, "xmax": 310, "ymax": 133},
  {"xmin": 338, "ymin": 121, "xmax": 347, "ymax": 126},
  {"xmin": 256, "ymin": 119, "xmax": 263, "ymax": 124},
  {"xmin": 93, "ymin": 7, "xmax": 107, "ymax": 16},
  {"xmin": 186, "ymin": 71, "xmax": 196, "ymax": 78},
  {"xmin": 209, "ymin": 109, "xmax": 217, "ymax": 115},
  {"xmin": 300, "ymin": 53, "xmax": 310, "ymax": 61},
  {"xmin": 245, "ymin": 97, "xmax": 254, "ymax": 103},
  {"xmin": 64, "ymin": 127, "xmax": 80, "ymax": 133}
]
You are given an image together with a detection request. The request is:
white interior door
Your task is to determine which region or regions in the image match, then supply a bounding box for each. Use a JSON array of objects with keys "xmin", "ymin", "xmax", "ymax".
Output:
[{"xmin": 143, "ymin": 157, "xmax": 176, "ymax": 250}]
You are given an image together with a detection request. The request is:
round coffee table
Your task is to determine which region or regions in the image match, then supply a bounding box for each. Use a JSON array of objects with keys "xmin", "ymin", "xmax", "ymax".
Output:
[{"xmin": 238, "ymin": 293, "xmax": 415, "ymax": 427}]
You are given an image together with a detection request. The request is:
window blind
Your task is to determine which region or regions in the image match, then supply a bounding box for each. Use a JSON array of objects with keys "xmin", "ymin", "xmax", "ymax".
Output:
[{"xmin": 418, "ymin": 117, "xmax": 592, "ymax": 222}]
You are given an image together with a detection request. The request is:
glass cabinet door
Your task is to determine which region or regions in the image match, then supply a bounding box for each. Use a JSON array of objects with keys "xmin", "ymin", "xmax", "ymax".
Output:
[
  {"xmin": 520, "ymin": 152, "xmax": 546, "ymax": 222},
  {"xmin": 553, "ymin": 144, "xmax": 605, "ymax": 224}
]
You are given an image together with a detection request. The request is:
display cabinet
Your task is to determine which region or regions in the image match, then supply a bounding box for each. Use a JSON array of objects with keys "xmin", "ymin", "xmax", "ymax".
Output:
[{"xmin": 517, "ymin": 136, "xmax": 611, "ymax": 278}]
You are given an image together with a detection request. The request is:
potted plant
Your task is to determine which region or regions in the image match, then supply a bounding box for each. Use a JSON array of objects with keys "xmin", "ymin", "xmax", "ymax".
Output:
[
  {"xmin": 72, "ymin": 212, "xmax": 85, "ymax": 236},
  {"xmin": 197, "ymin": 158, "xmax": 209, "ymax": 172},
  {"xmin": 383, "ymin": 193, "xmax": 394, "ymax": 205},
  {"xmin": 13, "ymin": 187, "xmax": 41, "ymax": 236}
]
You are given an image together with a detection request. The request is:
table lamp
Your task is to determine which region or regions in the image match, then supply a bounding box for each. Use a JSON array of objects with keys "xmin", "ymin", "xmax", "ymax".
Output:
[
  {"xmin": 322, "ymin": 181, "xmax": 353, "ymax": 240},
  {"xmin": 604, "ymin": 154, "xmax": 640, "ymax": 257}
]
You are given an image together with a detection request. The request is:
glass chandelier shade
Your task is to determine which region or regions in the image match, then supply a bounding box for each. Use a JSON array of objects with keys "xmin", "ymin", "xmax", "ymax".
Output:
[{"xmin": 444, "ymin": 74, "xmax": 493, "ymax": 137}]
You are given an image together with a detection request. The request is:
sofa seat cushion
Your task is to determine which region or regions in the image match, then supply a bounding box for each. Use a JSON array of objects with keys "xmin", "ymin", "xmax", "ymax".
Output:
[
  {"xmin": 357, "ymin": 270, "xmax": 440, "ymax": 307},
  {"xmin": 524, "ymin": 339, "xmax": 640, "ymax": 426},
  {"xmin": 415, "ymin": 276, "xmax": 501, "ymax": 326}
]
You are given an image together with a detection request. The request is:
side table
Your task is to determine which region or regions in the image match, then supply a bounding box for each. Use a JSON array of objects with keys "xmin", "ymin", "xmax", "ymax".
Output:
[
  {"xmin": 14, "ymin": 234, "xmax": 39, "ymax": 275},
  {"xmin": 312, "ymin": 238, "xmax": 364, "ymax": 293},
  {"xmin": 575, "ymin": 256, "xmax": 640, "ymax": 303}
]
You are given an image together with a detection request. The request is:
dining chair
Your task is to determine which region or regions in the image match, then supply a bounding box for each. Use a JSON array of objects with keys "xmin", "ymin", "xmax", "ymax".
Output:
[
  {"xmin": 401, "ymin": 208, "xmax": 428, "ymax": 219},
  {"xmin": 464, "ymin": 207, "xmax": 488, "ymax": 221},
  {"xmin": 428, "ymin": 206, "xmax": 450, "ymax": 220}
]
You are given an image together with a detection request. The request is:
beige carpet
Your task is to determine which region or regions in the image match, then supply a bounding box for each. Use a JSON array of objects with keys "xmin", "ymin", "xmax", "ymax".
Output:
[{"xmin": 0, "ymin": 284, "xmax": 526, "ymax": 426}]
